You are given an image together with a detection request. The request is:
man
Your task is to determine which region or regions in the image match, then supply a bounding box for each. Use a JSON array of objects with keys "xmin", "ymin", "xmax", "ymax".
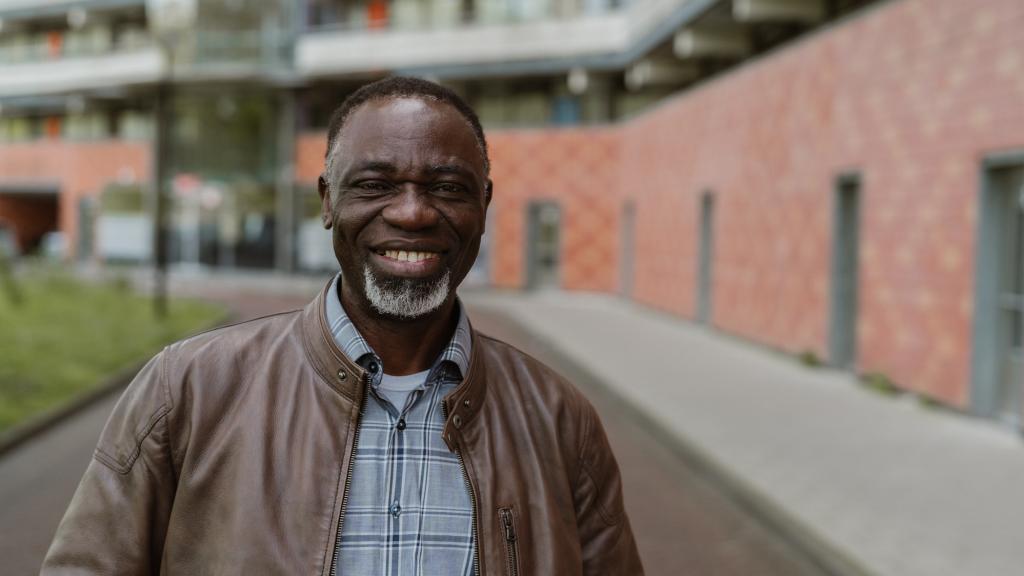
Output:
[{"xmin": 43, "ymin": 77, "xmax": 643, "ymax": 575}]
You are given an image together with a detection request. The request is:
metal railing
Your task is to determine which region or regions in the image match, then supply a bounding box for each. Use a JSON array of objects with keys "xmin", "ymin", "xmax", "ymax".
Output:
[
  {"xmin": 0, "ymin": 28, "xmax": 152, "ymax": 65},
  {"xmin": 304, "ymin": 0, "xmax": 641, "ymax": 34}
]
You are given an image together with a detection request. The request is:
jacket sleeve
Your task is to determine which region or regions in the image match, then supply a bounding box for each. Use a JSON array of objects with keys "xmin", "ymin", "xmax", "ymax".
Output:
[
  {"xmin": 41, "ymin": 350, "xmax": 178, "ymax": 575},
  {"xmin": 574, "ymin": 404, "xmax": 645, "ymax": 575}
]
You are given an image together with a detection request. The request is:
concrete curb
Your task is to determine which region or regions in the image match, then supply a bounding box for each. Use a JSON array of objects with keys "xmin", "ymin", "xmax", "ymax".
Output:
[
  {"xmin": 0, "ymin": 361, "xmax": 143, "ymax": 459},
  {"xmin": 0, "ymin": 313, "xmax": 233, "ymax": 459},
  {"xmin": 479, "ymin": 303, "xmax": 881, "ymax": 576}
]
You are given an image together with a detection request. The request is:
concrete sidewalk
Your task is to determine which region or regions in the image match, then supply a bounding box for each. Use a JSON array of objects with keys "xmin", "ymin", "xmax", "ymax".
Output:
[{"xmin": 463, "ymin": 290, "xmax": 1024, "ymax": 576}]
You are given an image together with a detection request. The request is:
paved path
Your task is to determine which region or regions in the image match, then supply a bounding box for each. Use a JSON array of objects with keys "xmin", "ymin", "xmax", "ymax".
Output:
[
  {"xmin": 464, "ymin": 290, "xmax": 1024, "ymax": 576},
  {"xmin": 0, "ymin": 292, "xmax": 312, "ymax": 576},
  {"xmin": 469, "ymin": 306, "xmax": 824, "ymax": 576},
  {"xmin": 0, "ymin": 391, "xmax": 121, "ymax": 576},
  {"xmin": 1, "ymin": 277, "xmax": 827, "ymax": 575}
]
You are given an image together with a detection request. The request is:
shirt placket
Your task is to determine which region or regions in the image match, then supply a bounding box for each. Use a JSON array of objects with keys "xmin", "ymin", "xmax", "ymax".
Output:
[
  {"xmin": 385, "ymin": 402, "xmax": 405, "ymax": 575},
  {"xmin": 377, "ymin": 365, "xmax": 436, "ymax": 574},
  {"xmin": 328, "ymin": 274, "xmax": 475, "ymax": 574}
]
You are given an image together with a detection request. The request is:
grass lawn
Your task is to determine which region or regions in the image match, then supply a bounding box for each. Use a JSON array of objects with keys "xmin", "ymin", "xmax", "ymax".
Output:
[{"xmin": 0, "ymin": 270, "xmax": 225, "ymax": 434}]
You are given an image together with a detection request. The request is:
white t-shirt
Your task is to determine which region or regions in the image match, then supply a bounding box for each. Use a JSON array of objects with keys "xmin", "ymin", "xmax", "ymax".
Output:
[{"xmin": 378, "ymin": 369, "xmax": 431, "ymax": 412}]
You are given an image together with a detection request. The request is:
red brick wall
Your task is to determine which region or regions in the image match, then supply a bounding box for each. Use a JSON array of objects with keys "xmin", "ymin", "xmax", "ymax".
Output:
[
  {"xmin": 288, "ymin": 0, "xmax": 1024, "ymax": 407},
  {"xmin": 0, "ymin": 141, "xmax": 150, "ymax": 258},
  {"xmin": 618, "ymin": 0, "xmax": 1024, "ymax": 406},
  {"xmin": 488, "ymin": 128, "xmax": 621, "ymax": 291},
  {"xmin": 294, "ymin": 135, "xmax": 327, "ymax": 185}
]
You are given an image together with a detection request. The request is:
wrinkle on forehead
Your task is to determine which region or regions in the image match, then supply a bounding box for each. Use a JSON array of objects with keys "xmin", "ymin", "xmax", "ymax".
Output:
[{"xmin": 325, "ymin": 96, "xmax": 487, "ymax": 194}]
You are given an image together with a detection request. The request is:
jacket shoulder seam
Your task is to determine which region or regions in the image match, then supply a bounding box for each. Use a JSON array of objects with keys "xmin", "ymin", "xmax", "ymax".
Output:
[
  {"xmin": 475, "ymin": 330, "xmax": 528, "ymax": 356},
  {"xmin": 477, "ymin": 331, "xmax": 593, "ymax": 489},
  {"xmin": 93, "ymin": 404, "xmax": 171, "ymax": 475},
  {"xmin": 475, "ymin": 333, "xmax": 568, "ymax": 383},
  {"xmin": 178, "ymin": 308, "xmax": 302, "ymax": 344},
  {"xmin": 93, "ymin": 351, "xmax": 173, "ymax": 476},
  {"xmin": 577, "ymin": 462, "xmax": 621, "ymax": 527},
  {"xmin": 574, "ymin": 402, "xmax": 594, "ymax": 489},
  {"xmin": 576, "ymin": 404, "xmax": 624, "ymax": 527},
  {"xmin": 161, "ymin": 346, "xmax": 181, "ymax": 480}
]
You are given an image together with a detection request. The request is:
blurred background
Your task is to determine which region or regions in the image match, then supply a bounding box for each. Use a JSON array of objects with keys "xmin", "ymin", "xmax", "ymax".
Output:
[{"xmin": 1, "ymin": 0, "xmax": 1023, "ymax": 575}]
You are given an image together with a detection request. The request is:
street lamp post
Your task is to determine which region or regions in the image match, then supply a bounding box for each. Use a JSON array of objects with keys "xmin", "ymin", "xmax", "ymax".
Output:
[{"xmin": 146, "ymin": 0, "xmax": 197, "ymax": 318}]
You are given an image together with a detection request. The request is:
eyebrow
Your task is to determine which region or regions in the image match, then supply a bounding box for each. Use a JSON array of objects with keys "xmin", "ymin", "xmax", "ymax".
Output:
[
  {"xmin": 351, "ymin": 161, "xmax": 397, "ymax": 174},
  {"xmin": 349, "ymin": 161, "xmax": 475, "ymax": 179},
  {"xmin": 425, "ymin": 163, "xmax": 473, "ymax": 178}
]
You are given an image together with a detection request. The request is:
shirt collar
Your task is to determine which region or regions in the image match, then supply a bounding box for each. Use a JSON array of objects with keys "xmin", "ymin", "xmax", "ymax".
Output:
[{"xmin": 324, "ymin": 273, "xmax": 472, "ymax": 382}]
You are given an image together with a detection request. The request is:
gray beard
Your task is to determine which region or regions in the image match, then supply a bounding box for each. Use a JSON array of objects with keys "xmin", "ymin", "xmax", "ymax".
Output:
[{"xmin": 363, "ymin": 265, "xmax": 451, "ymax": 320}]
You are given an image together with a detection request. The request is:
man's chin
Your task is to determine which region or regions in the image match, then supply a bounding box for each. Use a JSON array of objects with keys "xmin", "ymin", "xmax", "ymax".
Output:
[{"xmin": 363, "ymin": 266, "xmax": 452, "ymax": 320}]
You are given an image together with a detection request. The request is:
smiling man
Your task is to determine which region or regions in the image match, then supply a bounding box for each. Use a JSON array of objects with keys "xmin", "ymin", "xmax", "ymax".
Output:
[{"xmin": 43, "ymin": 77, "xmax": 643, "ymax": 575}]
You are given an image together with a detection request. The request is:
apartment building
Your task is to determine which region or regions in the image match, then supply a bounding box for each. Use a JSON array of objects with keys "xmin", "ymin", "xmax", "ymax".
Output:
[{"xmin": 0, "ymin": 0, "xmax": 1021, "ymax": 425}]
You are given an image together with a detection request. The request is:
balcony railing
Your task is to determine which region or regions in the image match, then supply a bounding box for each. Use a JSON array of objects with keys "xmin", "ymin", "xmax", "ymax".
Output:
[
  {"xmin": 0, "ymin": 25, "xmax": 151, "ymax": 65},
  {"xmin": 297, "ymin": 0, "xmax": 686, "ymax": 77},
  {"xmin": 0, "ymin": 46, "xmax": 162, "ymax": 98},
  {"xmin": 305, "ymin": 0, "xmax": 635, "ymax": 33}
]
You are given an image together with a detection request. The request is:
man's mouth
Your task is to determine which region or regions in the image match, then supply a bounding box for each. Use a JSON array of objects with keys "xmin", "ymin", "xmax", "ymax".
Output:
[{"xmin": 378, "ymin": 249, "xmax": 441, "ymax": 263}]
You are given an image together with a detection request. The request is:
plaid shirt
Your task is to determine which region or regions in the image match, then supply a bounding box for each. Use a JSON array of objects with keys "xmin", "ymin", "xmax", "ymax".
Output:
[{"xmin": 325, "ymin": 274, "xmax": 476, "ymax": 575}]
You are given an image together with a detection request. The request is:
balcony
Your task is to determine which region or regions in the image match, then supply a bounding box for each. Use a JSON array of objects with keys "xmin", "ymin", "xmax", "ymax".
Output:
[
  {"xmin": 296, "ymin": 0, "xmax": 698, "ymax": 78},
  {"xmin": 0, "ymin": 2, "xmax": 159, "ymax": 98},
  {"xmin": 0, "ymin": 47, "xmax": 162, "ymax": 98}
]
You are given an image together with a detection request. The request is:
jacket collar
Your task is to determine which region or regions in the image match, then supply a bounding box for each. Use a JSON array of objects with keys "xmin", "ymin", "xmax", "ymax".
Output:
[
  {"xmin": 300, "ymin": 278, "xmax": 487, "ymax": 449},
  {"xmin": 323, "ymin": 273, "xmax": 472, "ymax": 384},
  {"xmin": 300, "ymin": 281, "xmax": 367, "ymax": 402}
]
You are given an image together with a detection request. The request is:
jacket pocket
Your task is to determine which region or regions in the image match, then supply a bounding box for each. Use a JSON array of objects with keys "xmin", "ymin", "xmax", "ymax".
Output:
[{"xmin": 498, "ymin": 506, "xmax": 520, "ymax": 576}]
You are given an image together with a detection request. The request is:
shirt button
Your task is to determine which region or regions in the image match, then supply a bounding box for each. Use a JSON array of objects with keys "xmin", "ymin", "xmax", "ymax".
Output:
[
  {"xmin": 367, "ymin": 361, "xmax": 379, "ymax": 373},
  {"xmin": 390, "ymin": 502, "xmax": 401, "ymax": 517},
  {"xmin": 396, "ymin": 418, "xmax": 406, "ymax": 431}
]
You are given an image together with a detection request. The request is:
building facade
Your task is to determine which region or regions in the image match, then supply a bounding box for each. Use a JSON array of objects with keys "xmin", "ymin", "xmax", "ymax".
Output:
[{"xmin": 0, "ymin": 0, "xmax": 1021, "ymax": 424}]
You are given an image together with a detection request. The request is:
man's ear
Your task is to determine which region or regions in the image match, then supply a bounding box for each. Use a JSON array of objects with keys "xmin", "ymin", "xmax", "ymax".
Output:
[
  {"xmin": 318, "ymin": 175, "xmax": 332, "ymax": 229},
  {"xmin": 481, "ymin": 180, "xmax": 493, "ymax": 233}
]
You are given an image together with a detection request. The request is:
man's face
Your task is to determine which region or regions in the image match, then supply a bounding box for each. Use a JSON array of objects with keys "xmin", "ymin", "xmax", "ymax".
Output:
[{"xmin": 319, "ymin": 97, "xmax": 491, "ymax": 320}]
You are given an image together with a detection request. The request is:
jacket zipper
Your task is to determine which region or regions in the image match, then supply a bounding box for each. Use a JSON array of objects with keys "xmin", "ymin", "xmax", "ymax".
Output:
[
  {"xmin": 444, "ymin": 400, "xmax": 482, "ymax": 576},
  {"xmin": 328, "ymin": 375, "xmax": 368, "ymax": 576},
  {"xmin": 499, "ymin": 507, "xmax": 519, "ymax": 576}
]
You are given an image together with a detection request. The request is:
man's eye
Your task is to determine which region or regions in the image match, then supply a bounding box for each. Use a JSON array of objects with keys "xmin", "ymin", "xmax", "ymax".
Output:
[
  {"xmin": 355, "ymin": 181, "xmax": 390, "ymax": 191},
  {"xmin": 432, "ymin": 183, "xmax": 466, "ymax": 196}
]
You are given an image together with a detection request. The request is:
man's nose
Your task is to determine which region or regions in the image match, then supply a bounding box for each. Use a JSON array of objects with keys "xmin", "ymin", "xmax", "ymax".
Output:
[{"xmin": 381, "ymin": 185, "xmax": 440, "ymax": 230}]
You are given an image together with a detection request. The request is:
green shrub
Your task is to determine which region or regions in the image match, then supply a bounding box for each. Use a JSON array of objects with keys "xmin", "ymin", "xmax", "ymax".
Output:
[
  {"xmin": 861, "ymin": 372, "xmax": 902, "ymax": 396},
  {"xmin": 0, "ymin": 272, "xmax": 224, "ymax": 432},
  {"xmin": 797, "ymin": 350, "xmax": 822, "ymax": 367}
]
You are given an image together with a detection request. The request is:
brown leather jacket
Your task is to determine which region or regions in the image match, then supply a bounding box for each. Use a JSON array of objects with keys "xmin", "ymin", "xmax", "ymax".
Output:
[{"xmin": 42, "ymin": 285, "xmax": 643, "ymax": 575}]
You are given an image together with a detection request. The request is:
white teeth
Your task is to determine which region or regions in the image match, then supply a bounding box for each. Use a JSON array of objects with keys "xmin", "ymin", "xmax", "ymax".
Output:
[{"xmin": 383, "ymin": 250, "xmax": 438, "ymax": 263}]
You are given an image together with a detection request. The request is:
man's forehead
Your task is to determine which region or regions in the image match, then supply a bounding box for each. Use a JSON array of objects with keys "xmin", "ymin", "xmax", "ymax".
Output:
[
  {"xmin": 343, "ymin": 96, "xmax": 468, "ymax": 138},
  {"xmin": 334, "ymin": 96, "xmax": 485, "ymax": 169}
]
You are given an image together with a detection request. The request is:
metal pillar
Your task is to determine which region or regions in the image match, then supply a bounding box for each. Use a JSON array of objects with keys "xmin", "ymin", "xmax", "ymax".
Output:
[
  {"xmin": 274, "ymin": 89, "xmax": 297, "ymax": 273},
  {"xmin": 152, "ymin": 78, "xmax": 172, "ymax": 318}
]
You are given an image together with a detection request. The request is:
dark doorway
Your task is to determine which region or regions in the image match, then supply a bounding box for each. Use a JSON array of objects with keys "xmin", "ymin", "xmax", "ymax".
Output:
[
  {"xmin": 0, "ymin": 190, "xmax": 59, "ymax": 254},
  {"xmin": 973, "ymin": 158, "xmax": 1024, "ymax": 425},
  {"xmin": 526, "ymin": 201, "xmax": 561, "ymax": 289},
  {"xmin": 829, "ymin": 174, "xmax": 861, "ymax": 369},
  {"xmin": 621, "ymin": 200, "xmax": 636, "ymax": 298},
  {"xmin": 697, "ymin": 192, "xmax": 715, "ymax": 324}
]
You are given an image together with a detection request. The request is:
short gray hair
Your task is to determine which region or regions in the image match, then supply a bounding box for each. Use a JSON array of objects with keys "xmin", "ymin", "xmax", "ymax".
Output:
[{"xmin": 322, "ymin": 77, "xmax": 491, "ymax": 205}]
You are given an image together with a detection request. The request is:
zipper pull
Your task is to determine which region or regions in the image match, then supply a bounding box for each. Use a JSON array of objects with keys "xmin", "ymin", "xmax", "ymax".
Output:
[{"xmin": 500, "ymin": 508, "xmax": 517, "ymax": 542}]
